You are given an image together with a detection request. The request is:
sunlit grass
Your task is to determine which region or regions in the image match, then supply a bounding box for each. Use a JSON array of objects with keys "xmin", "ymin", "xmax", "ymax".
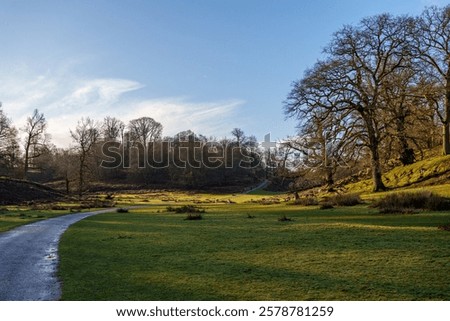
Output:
[
  {"xmin": 59, "ymin": 202, "xmax": 450, "ymax": 300},
  {"xmin": 112, "ymin": 190, "xmax": 289, "ymax": 206},
  {"xmin": 0, "ymin": 204, "xmax": 104, "ymax": 232},
  {"xmin": 0, "ymin": 207, "xmax": 72, "ymax": 232},
  {"xmin": 2, "ymin": 184, "xmax": 449, "ymax": 300},
  {"xmin": 246, "ymin": 188, "xmax": 286, "ymax": 196},
  {"xmin": 347, "ymin": 155, "xmax": 450, "ymax": 194}
]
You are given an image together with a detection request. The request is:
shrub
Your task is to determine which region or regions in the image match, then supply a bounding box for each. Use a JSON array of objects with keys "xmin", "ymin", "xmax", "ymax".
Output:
[
  {"xmin": 378, "ymin": 207, "xmax": 418, "ymax": 215},
  {"xmin": 259, "ymin": 198, "xmax": 281, "ymax": 205},
  {"xmin": 426, "ymin": 194, "xmax": 450, "ymax": 211},
  {"xmin": 374, "ymin": 191, "xmax": 450, "ymax": 214},
  {"xmin": 118, "ymin": 235, "xmax": 133, "ymax": 239},
  {"xmin": 294, "ymin": 197, "xmax": 319, "ymax": 206},
  {"xmin": 438, "ymin": 223, "xmax": 450, "ymax": 231},
  {"xmin": 94, "ymin": 199, "xmax": 116, "ymax": 208},
  {"xmin": 319, "ymin": 202, "xmax": 334, "ymax": 210},
  {"xmin": 81, "ymin": 199, "xmax": 116, "ymax": 209},
  {"xmin": 328, "ymin": 193, "xmax": 362, "ymax": 206},
  {"xmin": 29, "ymin": 203, "xmax": 45, "ymax": 210},
  {"xmin": 166, "ymin": 205, "xmax": 205, "ymax": 214},
  {"xmin": 184, "ymin": 214, "xmax": 203, "ymax": 220},
  {"xmin": 116, "ymin": 208, "xmax": 129, "ymax": 213},
  {"xmin": 51, "ymin": 205, "xmax": 68, "ymax": 211},
  {"xmin": 278, "ymin": 215, "xmax": 293, "ymax": 222},
  {"xmin": 105, "ymin": 193, "xmax": 114, "ymax": 200}
]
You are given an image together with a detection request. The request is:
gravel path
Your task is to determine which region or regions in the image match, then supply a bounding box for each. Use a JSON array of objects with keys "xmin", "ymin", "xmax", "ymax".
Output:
[{"xmin": 0, "ymin": 209, "xmax": 115, "ymax": 301}]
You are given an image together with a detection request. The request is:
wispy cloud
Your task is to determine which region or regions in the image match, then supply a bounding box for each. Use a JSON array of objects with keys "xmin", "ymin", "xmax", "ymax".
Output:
[
  {"xmin": 0, "ymin": 67, "xmax": 244, "ymax": 147},
  {"xmin": 123, "ymin": 98, "xmax": 244, "ymax": 138},
  {"xmin": 45, "ymin": 78, "xmax": 144, "ymax": 115}
]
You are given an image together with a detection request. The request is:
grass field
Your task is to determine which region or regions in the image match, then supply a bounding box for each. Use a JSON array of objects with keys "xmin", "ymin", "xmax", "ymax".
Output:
[
  {"xmin": 58, "ymin": 200, "xmax": 450, "ymax": 300},
  {"xmin": 0, "ymin": 207, "xmax": 72, "ymax": 232}
]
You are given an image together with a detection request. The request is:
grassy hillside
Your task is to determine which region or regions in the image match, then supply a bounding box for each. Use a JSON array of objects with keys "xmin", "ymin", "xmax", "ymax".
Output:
[
  {"xmin": 0, "ymin": 177, "xmax": 66, "ymax": 205},
  {"xmin": 346, "ymin": 155, "xmax": 450, "ymax": 196}
]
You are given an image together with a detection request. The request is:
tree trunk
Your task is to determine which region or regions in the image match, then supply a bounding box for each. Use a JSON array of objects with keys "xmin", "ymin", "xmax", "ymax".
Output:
[
  {"xmin": 443, "ymin": 123, "xmax": 450, "ymax": 155},
  {"xmin": 23, "ymin": 139, "xmax": 30, "ymax": 179},
  {"xmin": 398, "ymin": 135, "xmax": 415, "ymax": 165},
  {"xmin": 365, "ymin": 115, "xmax": 386, "ymax": 192},
  {"xmin": 65, "ymin": 177, "xmax": 70, "ymax": 195},
  {"xmin": 78, "ymin": 165, "xmax": 83, "ymax": 197},
  {"xmin": 78, "ymin": 156, "xmax": 85, "ymax": 198},
  {"xmin": 23, "ymin": 149, "xmax": 29, "ymax": 179},
  {"xmin": 444, "ymin": 67, "xmax": 450, "ymax": 155},
  {"xmin": 325, "ymin": 167, "xmax": 334, "ymax": 191},
  {"xmin": 370, "ymin": 149, "xmax": 386, "ymax": 192},
  {"xmin": 396, "ymin": 115, "xmax": 415, "ymax": 165}
]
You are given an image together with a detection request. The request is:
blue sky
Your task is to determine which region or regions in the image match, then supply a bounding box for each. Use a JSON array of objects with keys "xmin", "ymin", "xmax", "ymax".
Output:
[{"xmin": 0, "ymin": 0, "xmax": 444, "ymax": 146}]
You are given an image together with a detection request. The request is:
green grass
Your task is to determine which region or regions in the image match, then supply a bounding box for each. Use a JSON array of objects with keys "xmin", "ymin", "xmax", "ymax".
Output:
[
  {"xmin": 0, "ymin": 207, "xmax": 72, "ymax": 232},
  {"xmin": 246, "ymin": 188, "xmax": 285, "ymax": 196},
  {"xmin": 110, "ymin": 189, "xmax": 289, "ymax": 207},
  {"xmin": 346, "ymin": 155, "xmax": 450, "ymax": 193},
  {"xmin": 0, "ymin": 205, "xmax": 106, "ymax": 232},
  {"xmin": 59, "ymin": 202, "xmax": 450, "ymax": 300}
]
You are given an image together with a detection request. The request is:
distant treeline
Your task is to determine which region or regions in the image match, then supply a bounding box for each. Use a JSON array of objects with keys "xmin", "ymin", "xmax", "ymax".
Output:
[{"xmin": 0, "ymin": 108, "xmax": 266, "ymax": 194}]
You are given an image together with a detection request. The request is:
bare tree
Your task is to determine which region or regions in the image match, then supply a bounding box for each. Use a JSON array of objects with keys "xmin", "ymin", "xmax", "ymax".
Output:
[
  {"xmin": 283, "ymin": 105, "xmax": 361, "ymax": 191},
  {"xmin": 0, "ymin": 103, "xmax": 20, "ymax": 174},
  {"xmin": 70, "ymin": 117, "xmax": 100, "ymax": 196},
  {"xmin": 128, "ymin": 117, "xmax": 162, "ymax": 147},
  {"xmin": 102, "ymin": 116, "xmax": 125, "ymax": 142},
  {"xmin": 0, "ymin": 103, "xmax": 7, "ymax": 137},
  {"xmin": 231, "ymin": 128, "xmax": 245, "ymax": 147},
  {"xmin": 286, "ymin": 14, "xmax": 414, "ymax": 191},
  {"xmin": 413, "ymin": 5, "xmax": 450, "ymax": 155},
  {"xmin": 21, "ymin": 109, "xmax": 49, "ymax": 177},
  {"xmin": 0, "ymin": 103, "xmax": 10, "ymax": 149},
  {"xmin": 0, "ymin": 102, "xmax": 13, "ymax": 149},
  {"xmin": 374, "ymin": 57, "xmax": 442, "ymax": 165},
  {"xmin": 326, "ymin": 14, "xmax": 415, "ymax": 191},
  {"xmin": 52, "ymin": 148, "xmax": 77, "ymax": 194}
]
